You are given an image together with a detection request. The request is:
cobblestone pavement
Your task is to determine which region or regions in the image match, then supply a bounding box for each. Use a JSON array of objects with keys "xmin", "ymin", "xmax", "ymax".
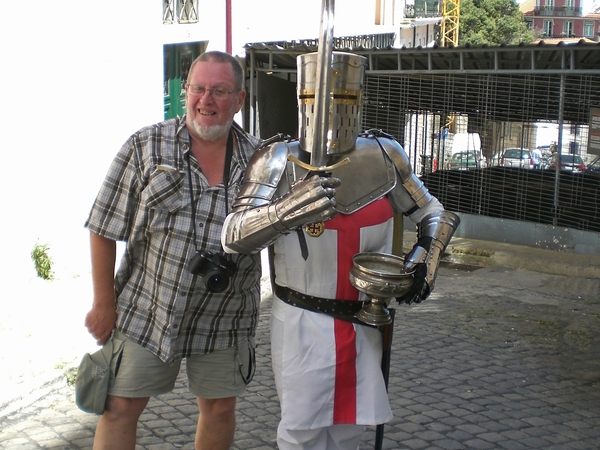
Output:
[{"xmin": 2, "ymin": 239, "xmax": 600, "ymax": 449}]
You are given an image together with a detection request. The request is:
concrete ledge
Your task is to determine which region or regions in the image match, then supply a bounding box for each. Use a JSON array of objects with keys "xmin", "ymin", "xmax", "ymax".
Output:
[
  {"xmin": 451, "ymin": 213, "xmax": 600, "ymax": 254},
  {"xmin": 403, "ymin": 214, "xmax": 600, "ymax": 279}
]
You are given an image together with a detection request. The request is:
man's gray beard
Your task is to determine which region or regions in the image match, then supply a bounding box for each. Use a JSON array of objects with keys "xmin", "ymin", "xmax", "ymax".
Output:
[{"xmin": 188, "ymin": 117, "xmax": 233, "ymax": 142}]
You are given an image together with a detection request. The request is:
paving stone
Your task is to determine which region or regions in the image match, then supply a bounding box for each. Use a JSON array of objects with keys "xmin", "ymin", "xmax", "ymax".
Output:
[
  {"xmin": 462, "ymin": 438, "xmax": 496, "ymax": 449},
  {"xmin": 430, "ymin": 438, "xmax": 468, "ymax": 449},
  {"xmin": 3, "ymin": 259, "xmax": 600, "ymax": 449}
]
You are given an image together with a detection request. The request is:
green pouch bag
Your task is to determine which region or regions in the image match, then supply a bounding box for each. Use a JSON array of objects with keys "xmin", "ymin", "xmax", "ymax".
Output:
[{"xmin": 75, "ymin": 337, "xmax": 114, "ymax": 415}]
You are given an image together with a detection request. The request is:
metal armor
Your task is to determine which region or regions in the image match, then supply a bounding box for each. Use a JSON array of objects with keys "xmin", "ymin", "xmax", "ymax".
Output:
[
  {"xmin": 403, "ymin": 210, "xmax": 461, "ymax": 302},
  {"xmin": 298, "ymin": 51, "xmax": 365, "ymax": 158},
  {"xmin": 222, "ymin": 48, "xmax": 460, "ymax": 302},
  {"xmin": 222, "ymin": 168, "xmax": 338, "ymax": 254},
  {"xmin": 222, "ymin": 131, "xmax": 450, "ymax": 255}
]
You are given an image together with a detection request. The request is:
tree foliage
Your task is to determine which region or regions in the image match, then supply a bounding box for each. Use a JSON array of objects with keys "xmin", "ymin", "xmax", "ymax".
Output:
[{"xmin": 458, "ymin": 0, "xmax": 536, "ymax": 46}]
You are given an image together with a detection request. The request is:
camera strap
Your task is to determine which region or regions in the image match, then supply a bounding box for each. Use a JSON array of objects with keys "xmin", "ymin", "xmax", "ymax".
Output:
[{"xmin": 185, "ymin": 130, "xmax": 234, "ymax": 251}]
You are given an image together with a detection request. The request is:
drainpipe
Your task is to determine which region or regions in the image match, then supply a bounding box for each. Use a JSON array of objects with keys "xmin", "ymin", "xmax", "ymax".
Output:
[{"xmin": 226, "ymin": 0, "xmax": 232, "ymax": 54}]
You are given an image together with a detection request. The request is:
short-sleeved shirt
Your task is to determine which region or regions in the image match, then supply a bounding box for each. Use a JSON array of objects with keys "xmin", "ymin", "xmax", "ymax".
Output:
[{"xmin": 85, "ymin": 117, "xmax": 262, "ymax": 363}]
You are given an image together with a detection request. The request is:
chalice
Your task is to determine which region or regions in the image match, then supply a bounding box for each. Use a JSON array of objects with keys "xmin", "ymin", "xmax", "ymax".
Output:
[{"xmin": 349, "ymin": 252, "xmax": 415, "ymax": 326}]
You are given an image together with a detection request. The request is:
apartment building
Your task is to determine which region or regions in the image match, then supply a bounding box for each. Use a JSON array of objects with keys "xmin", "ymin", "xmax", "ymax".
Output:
[{"xmin": 520, "ymin": 0, "xmax": 600, "ymax": 41}]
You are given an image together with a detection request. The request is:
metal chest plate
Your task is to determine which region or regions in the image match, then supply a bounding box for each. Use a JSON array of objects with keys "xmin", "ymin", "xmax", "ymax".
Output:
[{"xmin": 288, "ymin": 139, "xmax": 397, "ymax": 214}]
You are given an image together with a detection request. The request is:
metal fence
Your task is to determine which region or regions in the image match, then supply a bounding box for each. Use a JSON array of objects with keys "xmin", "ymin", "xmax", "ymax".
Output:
[
  {"xmin": 362, "ymin": 71, "xmax": 600, "ymax": 233},
  {"xmin": 246, "ymin": 42, "xmax": 600, "ymax": 235}
]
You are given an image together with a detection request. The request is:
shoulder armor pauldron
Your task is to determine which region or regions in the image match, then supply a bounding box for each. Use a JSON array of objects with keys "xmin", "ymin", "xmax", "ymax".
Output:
[
  {"xmin": 233, "ymin": 141, "xmax": 289, "ymax": 209},
  {"xmin": 379, "ymin": 138, "xmax": 433, "ymax": 209}
]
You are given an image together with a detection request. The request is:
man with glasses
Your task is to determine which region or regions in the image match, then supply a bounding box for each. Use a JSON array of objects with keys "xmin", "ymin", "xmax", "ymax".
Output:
[{"xmin": 84, "ymin": 51, "xmax": 261, "ymax": 450}]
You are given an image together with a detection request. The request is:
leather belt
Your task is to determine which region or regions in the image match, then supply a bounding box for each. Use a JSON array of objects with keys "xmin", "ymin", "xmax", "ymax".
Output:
[{"xmin": 274, "ymin": 285, "xmax": 373, "ymax": 326}]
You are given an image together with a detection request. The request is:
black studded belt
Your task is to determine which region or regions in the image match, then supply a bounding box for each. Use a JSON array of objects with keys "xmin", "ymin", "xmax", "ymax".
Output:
[{"xmin": 274, "ymin": 285, "xmax": 373, "ymax": 326}]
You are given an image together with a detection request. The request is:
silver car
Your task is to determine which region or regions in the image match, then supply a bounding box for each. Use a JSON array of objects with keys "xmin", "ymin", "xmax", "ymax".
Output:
[
  {"xmin": 549, "ymin": 153, "xmax": 586, "ymax": 173},
  {"xmin": 500, "ymin": 148, "xmax": 534, "ymax": 169}
]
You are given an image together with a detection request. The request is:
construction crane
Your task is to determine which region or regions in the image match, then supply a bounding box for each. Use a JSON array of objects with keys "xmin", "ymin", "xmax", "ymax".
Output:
[
  {"xmin": 440, "ymin": 0, "xmax": 460, "ymax": 47},
  {"xmin": 439, "ymin": 0, "xmax": 460, "ymax": 133}
]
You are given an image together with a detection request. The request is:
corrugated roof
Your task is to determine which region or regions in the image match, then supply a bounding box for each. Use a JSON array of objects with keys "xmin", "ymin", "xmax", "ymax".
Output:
[
  {"xmin": 245, "ymin": 40, "xmax": 600, "ymax": 74},
  {"xmin": 245, "ymin": 41, "xmax": 600, "ymax": 126}
]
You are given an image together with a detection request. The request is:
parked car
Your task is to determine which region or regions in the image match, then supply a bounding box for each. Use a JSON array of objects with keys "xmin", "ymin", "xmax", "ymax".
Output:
[
  {"xmin": 447, "ymin": 151, "xmax": 485, "ymax": 170},
  {"xmin": 585, "ymin": 155, "xmax": 600, "ymax": 174},
  {"xmin": 548, "ymin": 154, "xmax": 586, "ymax": 173},
  {"xmin": 500, "ymin": 148, "xmax": 534, "ymax": 169},
  {"xmin": 489, "ymin": 152, "xmax": 502, "ymax": 167}
]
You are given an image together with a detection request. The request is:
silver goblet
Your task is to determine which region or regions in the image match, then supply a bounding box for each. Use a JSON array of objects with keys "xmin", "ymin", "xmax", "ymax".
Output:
[{"xmin": 349, "ymin": 252, "xmax": 415, "ymax": 326}]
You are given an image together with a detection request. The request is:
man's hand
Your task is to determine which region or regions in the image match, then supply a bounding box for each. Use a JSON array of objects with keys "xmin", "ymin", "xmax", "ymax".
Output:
[
  {"xmin": 273, "ymin": 174, "xmax": 340, "ymax": 231},
  {"xmin": 85, "ymin": 303, "xmax": 117, "ymax": 345}
]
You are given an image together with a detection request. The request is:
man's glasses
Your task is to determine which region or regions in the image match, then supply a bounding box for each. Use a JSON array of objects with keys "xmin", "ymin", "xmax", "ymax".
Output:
[{"xmin": 186, "ymin": 84, "xmax": 240, "ymax": 100}]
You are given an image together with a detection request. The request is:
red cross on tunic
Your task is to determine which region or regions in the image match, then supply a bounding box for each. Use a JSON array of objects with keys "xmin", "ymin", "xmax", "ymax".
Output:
[{"xmin": 323, "ymin": 197, "xmax": 394, "ymax": 424}]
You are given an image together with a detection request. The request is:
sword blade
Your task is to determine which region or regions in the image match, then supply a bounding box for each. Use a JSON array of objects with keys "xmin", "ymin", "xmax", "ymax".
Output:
[{"xmin": 310, "ymin": 0, "xmax": 335, "ymax": 168}]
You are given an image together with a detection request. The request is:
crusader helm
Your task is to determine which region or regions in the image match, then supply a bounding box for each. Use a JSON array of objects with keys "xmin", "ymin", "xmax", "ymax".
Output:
[{"xmin": 297, "ymin": 51, "xmax": 366, "ymax": 156}]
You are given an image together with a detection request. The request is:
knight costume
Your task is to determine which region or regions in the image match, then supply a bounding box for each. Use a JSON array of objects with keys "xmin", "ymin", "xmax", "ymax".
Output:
[{"xmin": 222, "ymin": 51, "xmax": 460, "ymax": 450}]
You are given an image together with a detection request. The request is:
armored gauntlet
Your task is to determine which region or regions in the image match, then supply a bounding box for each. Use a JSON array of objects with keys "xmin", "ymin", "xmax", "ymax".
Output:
[
  {"xmin": 400, "ymin": 210, "xmax": 460, "ymax": 304},
  {"xmin": 222, "ymin": 175, "xmax": 340, "ymax": 254}
]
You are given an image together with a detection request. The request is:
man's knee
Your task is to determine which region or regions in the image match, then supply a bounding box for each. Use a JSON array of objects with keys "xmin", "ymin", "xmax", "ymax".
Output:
[
  {"xmin": 103, "ymin": 395, "xmax": 149, "ymax": 422},
  {"xmin": 198, "ymin": 397, "xmax": 236, "ymax": 420}
]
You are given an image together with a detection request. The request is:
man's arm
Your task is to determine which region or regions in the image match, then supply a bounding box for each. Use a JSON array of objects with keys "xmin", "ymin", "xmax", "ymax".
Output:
[{"xmin": 85, "ymin": 231, "xmax": 118, "ymax": 345}]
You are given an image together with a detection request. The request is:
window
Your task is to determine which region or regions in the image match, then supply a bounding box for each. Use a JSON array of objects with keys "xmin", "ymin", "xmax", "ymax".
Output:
[
  {"xmin": 563, "ymin": 21, "xmax": 573, "ymax": 37},
  {"xmin": 178, "ymin": 0, "xmax": 198, "ymax": 24},
  {"xmin": 164, "ymin": 0, "xmax": 175, "ymax": 24},
  {"xmin": 545, "ymin": 0, "xmax": 554, "ymax": 7},
  {"xmin": 544, "ymin": 20, "xmax": 553, "ymax": 37},
  {"xmin": 584, "ymin": 21, "xmax": 594, "ymax": 37},
  {"xmin": 163, "ymin": 0, "xmax": 199, "ymax": 24},
  {"xmin": 565, "ymin": 0, "xmax": 574, "ymax": 8}
]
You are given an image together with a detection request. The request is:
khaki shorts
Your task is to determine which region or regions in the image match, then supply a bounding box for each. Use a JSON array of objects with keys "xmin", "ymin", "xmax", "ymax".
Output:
[{"xmin": 107, "ymin": 330, "xmax": 255, "ymax": 399}]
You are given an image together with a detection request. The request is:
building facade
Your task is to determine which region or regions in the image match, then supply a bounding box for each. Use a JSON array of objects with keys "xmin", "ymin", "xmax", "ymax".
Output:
[
  {"xmin": 521, "ymin": 0, "xmax": 600, "ymax": 41},
  {"xmin": 397, "ymin": 0, "xmax": 443, "ymax": 48}
]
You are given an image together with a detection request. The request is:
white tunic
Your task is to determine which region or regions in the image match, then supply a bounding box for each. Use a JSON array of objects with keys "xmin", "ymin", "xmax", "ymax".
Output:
[{"xmin": 271, "ymin": 198, "xmax": 395, "ymax": 430}]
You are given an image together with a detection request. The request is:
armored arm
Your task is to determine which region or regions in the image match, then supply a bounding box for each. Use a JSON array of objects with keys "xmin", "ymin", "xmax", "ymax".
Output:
[
  {"xmin": 222, "ymin": 141, "xmax": 339, "ymax": 254},
  {"xmin": 401, "ymin": 210, "xmax": 460, "ymax": 303},
  {"xmin": 375, "ymin": 135, "xmax": 460, "ymax": 303}
]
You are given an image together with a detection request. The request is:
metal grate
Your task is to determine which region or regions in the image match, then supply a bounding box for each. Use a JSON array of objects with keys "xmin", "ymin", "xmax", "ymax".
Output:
[
  {"xmin": 363, "ymin": 72, "xmax": 600, "ymax": 232},
  {"xmin": 245, "ymin": 43, "xmax": 600, "ymax": 235},
  {"xmin": 419, "ymin": 169, "xmax": 600, "ymax": 232}
]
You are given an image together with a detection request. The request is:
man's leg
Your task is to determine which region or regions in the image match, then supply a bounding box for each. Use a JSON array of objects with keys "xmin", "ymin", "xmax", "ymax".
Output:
[
  {"xmin": 187, "ymin": 338, "xmax": 254, "ymax": 449},
  {"xmin": 93, "ymin": 331, "xmax": 180, "ymax": 449},
  {"xmin": 92, "ymin": 395, "xmax": 149, "ymax": 450},
  {"xmin": 195, "ymin": 396, "xmax": 237, "ymax": 450}
]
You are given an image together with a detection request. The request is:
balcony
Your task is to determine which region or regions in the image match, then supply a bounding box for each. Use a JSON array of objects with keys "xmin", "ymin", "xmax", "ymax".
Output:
[
  {"xmin": 533, "ymin": 6, "xmax": 583, "ymax": 17},
  {"xmin": 405, "ymin": 0, "xmax": 442, "ymax": 19}
]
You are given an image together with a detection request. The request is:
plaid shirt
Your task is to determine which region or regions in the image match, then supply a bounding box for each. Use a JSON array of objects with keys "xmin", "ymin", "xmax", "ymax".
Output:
[{"xmin": 85, "ymin": 117, "xmax": 262, "ymax": 363}]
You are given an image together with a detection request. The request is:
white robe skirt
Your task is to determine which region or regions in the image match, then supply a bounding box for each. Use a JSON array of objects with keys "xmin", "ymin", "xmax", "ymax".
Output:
[{"xmin": 271, "ymin": 198, "xmax": 396, "ymax": 430}]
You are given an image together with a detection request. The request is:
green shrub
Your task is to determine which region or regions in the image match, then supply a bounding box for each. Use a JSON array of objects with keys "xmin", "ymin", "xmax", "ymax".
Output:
[{"xmin": 31, "ymin": 242, "xmax": 54, "ymax": 280}]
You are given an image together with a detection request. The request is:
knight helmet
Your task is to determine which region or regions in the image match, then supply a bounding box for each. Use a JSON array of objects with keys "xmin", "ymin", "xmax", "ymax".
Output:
[{"xmin": 297, "ymin": 51, "xmax": 367, "ymax": 156}]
